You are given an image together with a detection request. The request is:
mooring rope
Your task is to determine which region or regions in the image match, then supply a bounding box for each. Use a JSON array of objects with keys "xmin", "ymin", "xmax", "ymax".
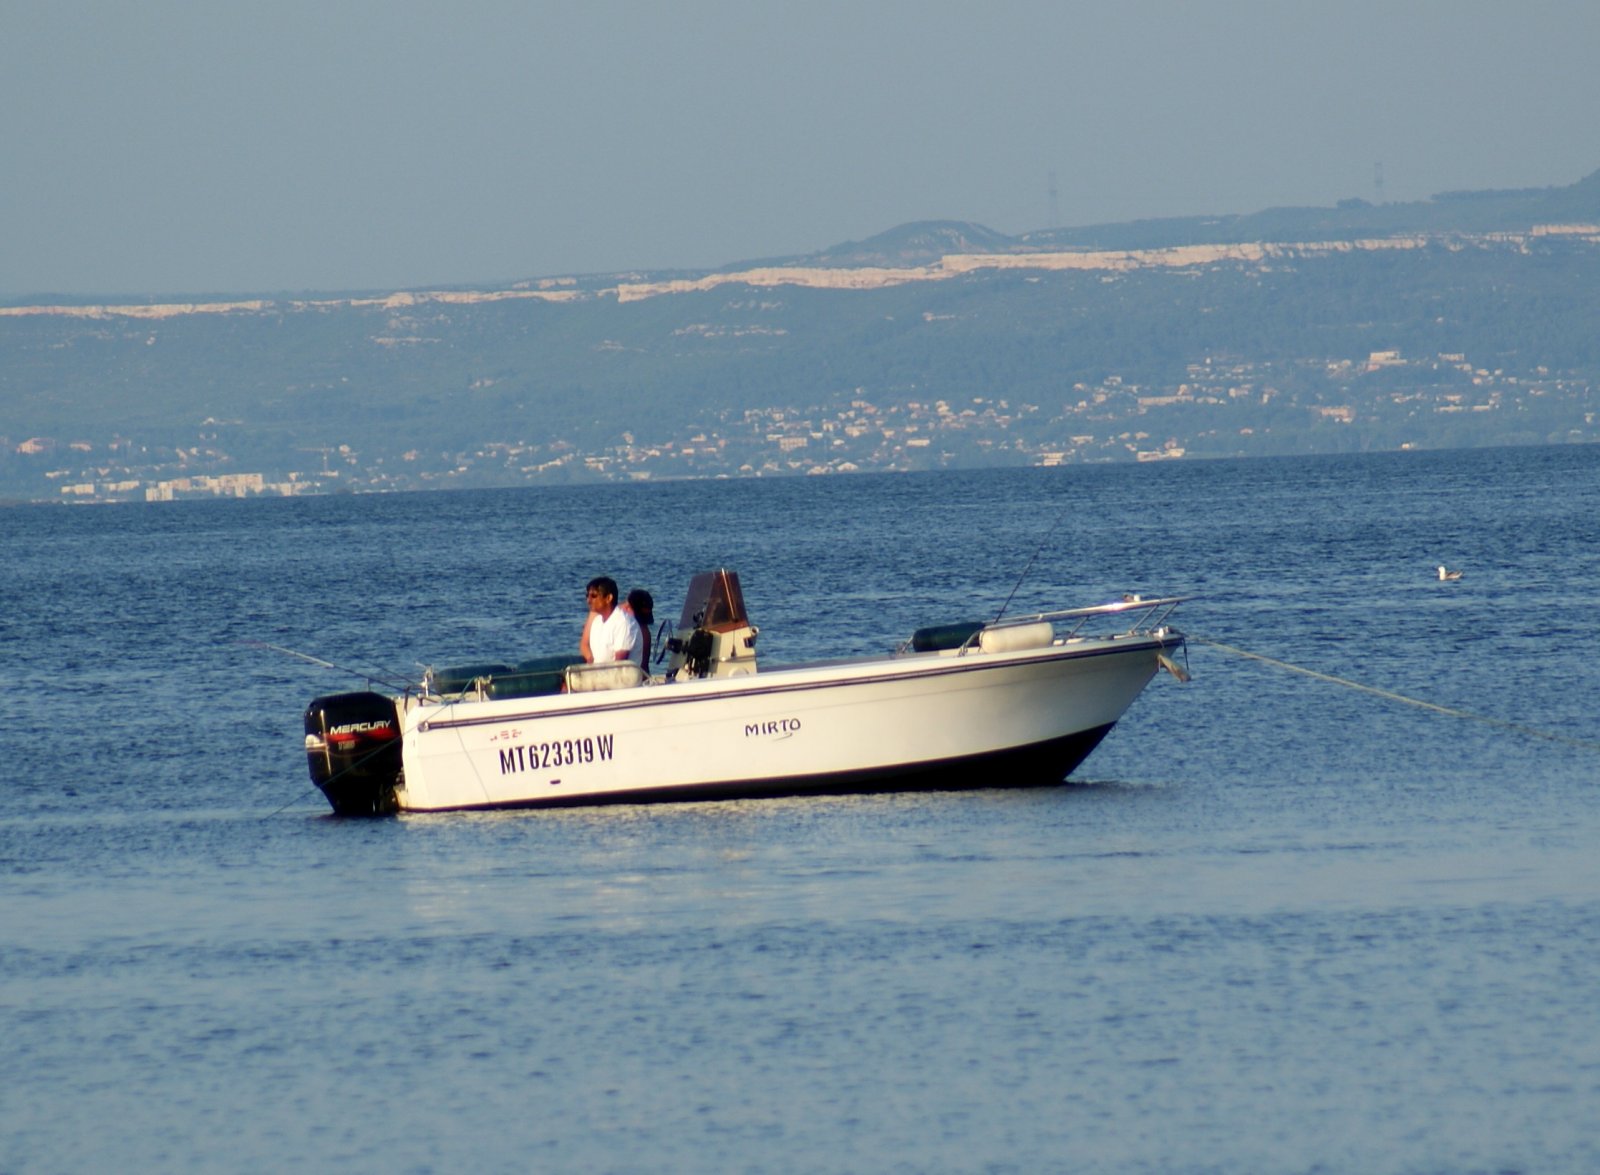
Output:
[
  {"xmin": 263, "ymin": 783, "xmax": 325, "ymax": 818},
  {"xmin": 1190, "ymin": 634, "xmax": 1600, "ymax": 753}
]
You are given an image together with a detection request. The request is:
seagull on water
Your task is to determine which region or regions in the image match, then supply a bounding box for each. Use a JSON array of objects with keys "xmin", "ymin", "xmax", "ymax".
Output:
[{"xmin": 1437, "ymin": 564, "xmax": 1463, "ymax": 581}]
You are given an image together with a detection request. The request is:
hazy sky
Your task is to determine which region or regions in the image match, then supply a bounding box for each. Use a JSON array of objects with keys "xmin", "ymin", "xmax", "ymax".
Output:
[{"xmin": 5, "ymin": 0, "xmax": 1600, "ymax": 296}]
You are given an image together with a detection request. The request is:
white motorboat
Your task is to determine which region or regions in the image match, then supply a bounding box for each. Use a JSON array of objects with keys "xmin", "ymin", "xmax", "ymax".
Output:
[{"xmin": 303, "ymin": 570, "xmax": 1189, "ymax": 815}]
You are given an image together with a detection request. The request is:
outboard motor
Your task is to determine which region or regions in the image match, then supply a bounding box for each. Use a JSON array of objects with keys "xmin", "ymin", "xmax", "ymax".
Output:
[
  {"xmin": 664, "ymin": 569, "xmax": 759, "ymax": 680},
  {"xmin": 303, "ymin": 691, "xmax": 403, "ymax": 815}
]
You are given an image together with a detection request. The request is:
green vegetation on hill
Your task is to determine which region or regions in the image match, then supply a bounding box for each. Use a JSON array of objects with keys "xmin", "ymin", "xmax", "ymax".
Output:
[{"xmin": 4, "ymin": 168, "xmax": 1600, "ymax": 499}]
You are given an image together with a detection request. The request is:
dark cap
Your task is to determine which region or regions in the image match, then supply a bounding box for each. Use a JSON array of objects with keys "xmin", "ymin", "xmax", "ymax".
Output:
[{"xmin": 627, "ymin": 588, "xmax": 654, "ymax": 622}]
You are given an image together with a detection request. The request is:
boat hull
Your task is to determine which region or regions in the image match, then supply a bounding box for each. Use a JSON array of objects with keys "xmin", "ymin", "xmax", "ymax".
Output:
[
  {"xmin": 384, "ymin": 635, "xmax": 1178, "ymax": 813},
  {"xmin": 440, "ymin": 723, "xmax": 1117, "ymax": 809}
]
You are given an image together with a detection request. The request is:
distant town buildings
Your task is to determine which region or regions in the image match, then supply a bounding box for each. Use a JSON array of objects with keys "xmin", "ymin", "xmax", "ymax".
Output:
[
  {"xmin": 11, "ymin": 346, "xmax": 1596, "ymax": 504},
  {"xmin": 8, "ymin": 214, "xmax": 1599, "ymax": 504}
]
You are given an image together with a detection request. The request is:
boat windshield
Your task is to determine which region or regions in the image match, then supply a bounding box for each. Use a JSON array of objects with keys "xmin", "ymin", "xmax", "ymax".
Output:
[{"xmin": 678, "ymin": 569, "xmax": 750, "ymax": 632}]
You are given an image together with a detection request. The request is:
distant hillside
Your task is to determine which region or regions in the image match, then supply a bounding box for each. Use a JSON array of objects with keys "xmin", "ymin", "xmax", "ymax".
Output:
[
  {"xmin": 3, "ymin": 166, "xmax": 1599, "ymax": 499},
  {"xmin": 1019, "ymin": 168, "xmax": 1600, "ymax": 254},
  {"xmin": 720, "ymin": 169, "xmax": 1600, "ymax": 270},
  {"xmin": 786, "ymin": 221, "xmax": 1021, "ymax": 269}
]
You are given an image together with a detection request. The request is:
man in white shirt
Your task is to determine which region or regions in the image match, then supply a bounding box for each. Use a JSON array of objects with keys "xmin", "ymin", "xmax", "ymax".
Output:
[{"xmin": 581, "ymin": 576, "xmax": 641, "ymax": 665}]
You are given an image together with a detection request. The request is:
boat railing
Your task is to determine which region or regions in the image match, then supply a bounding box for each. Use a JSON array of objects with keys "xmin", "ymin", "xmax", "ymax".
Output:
[
  {"xmin": 1001, "ymin": 594, "xmax": 1188, "ymax": 641},
  {"xmin": 899, "ymin": 595, "xmax": 1187, "ymax": 656}
]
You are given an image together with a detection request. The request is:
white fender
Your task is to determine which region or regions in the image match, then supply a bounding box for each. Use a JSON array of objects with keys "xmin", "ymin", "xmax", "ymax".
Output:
[{"xmin": 978, "ymin": 621, "xmax": 1055, "ymax": 654}]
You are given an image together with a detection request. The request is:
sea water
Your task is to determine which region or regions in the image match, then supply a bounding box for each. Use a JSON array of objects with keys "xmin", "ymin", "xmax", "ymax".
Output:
[{"xmin": 3, "ymin": 447, "xmax": 1598, "ymax": 1173}]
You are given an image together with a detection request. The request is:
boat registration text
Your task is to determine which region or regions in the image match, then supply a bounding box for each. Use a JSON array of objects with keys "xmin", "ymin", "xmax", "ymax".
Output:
[{"xmin": 498, "ymin": 734, "xmax": 615, "ymax": 775}]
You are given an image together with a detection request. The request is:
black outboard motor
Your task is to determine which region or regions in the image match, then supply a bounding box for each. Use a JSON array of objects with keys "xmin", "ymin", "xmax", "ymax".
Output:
[{"xmin": 303, "ymin": 691, "xmax": 403, "ymax": 816}]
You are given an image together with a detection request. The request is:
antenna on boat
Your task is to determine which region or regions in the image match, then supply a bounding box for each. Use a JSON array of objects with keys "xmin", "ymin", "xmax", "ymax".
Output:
[{"xmin": 993, "ymin": 499, "xmax": 1074, "ymax": 623}]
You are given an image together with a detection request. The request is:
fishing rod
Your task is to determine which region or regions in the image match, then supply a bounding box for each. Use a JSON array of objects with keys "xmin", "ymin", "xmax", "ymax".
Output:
[
  {"xmin": 993, "ymin": 498, "xmax": 1076, "ymax": 623},
  {"xmin": 240, "ymin": 639, "xmax": 414, "ymax": 692}
]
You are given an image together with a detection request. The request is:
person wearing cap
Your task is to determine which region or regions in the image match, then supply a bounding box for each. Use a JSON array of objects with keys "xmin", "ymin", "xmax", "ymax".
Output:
[{"xmin": 624, "ymin": 588, "xmax": 655, "ymax": 669}]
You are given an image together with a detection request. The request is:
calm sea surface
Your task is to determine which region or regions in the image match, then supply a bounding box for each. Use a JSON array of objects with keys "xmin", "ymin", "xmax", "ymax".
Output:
[{"xmin": 3, "ymin": 447, "xmax": 1599, "ymax": 1173}]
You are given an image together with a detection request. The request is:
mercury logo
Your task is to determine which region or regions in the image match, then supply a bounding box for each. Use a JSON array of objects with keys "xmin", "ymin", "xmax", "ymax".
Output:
[{"xmin": 329, "ymin": 721, "xmax": 395, "ymax": 737}]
